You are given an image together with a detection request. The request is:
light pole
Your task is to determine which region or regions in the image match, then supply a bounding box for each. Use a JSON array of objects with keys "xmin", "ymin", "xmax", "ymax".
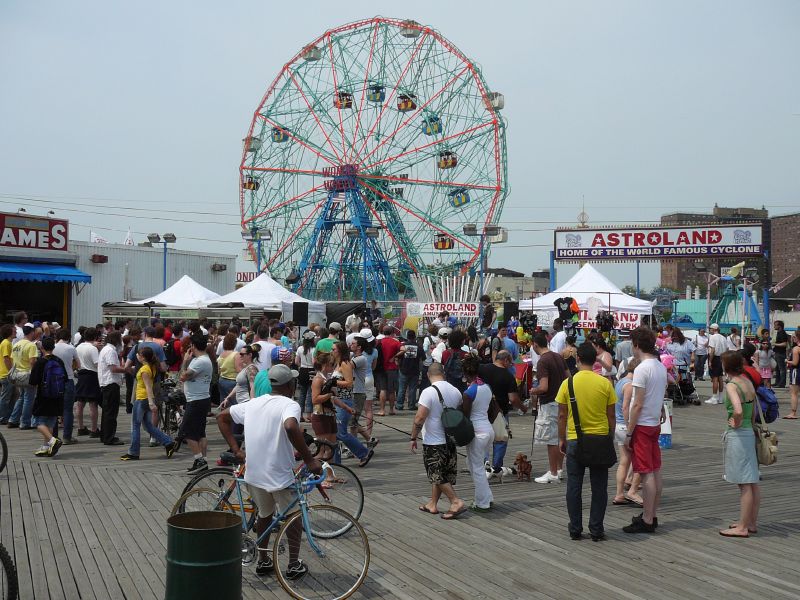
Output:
[
  {"xmin": 346, "ymin": 226, "xmax": 380, "ymax": 303},
  {"xmin": 464, "ymin": 223, "xmax": 502, "ymax": 326},
  {"xmin": 148, "ymin": 233, "xmax": 177, "ymax": 290},
  {"xmin": 241, "ymin": 226, "xmax": 272, "ymax": 274}
]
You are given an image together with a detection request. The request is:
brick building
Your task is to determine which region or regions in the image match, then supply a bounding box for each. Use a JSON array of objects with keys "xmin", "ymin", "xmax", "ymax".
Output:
[{"xmin": 770, "ymin": 212, "xmax": 800, "ymax": 286}]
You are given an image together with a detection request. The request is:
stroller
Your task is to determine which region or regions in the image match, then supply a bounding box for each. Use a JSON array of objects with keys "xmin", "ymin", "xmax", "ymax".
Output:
[{"xmin": 662, "ymin": 353, "xmax": 699, "ymax": 406}]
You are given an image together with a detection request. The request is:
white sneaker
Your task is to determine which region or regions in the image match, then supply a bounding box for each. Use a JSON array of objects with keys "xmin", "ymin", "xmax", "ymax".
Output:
[
  {"xmin": 557, "ymin": 469, "xmax": 564, "ymax": 480},
  {"xmin": 534, "ymin": 471, "xmax": 560, "ymax": 484},
  {"xmin": 704, "ymin": 396, "xmax": 721, "ymax": 405}
]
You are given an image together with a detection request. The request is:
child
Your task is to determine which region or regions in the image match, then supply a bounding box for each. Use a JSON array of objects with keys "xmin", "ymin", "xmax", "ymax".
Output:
[
  {"xmin": 757, "ymin": 340, "xmax": 774, "ymax": 389},
  {"xmin": 29, "ymin": 337, "xmax": 68, "ymax": 457}
]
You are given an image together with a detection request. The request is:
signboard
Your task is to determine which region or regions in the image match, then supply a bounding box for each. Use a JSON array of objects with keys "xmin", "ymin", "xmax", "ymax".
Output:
[
  {"xmin": 554, "ymin": 224, "xmax": 763, "ymax": 261},
  {"xmin": 407, "ymin": 302, "xmax": 479, "ymax": 318},
  {"xmin": 236, "ymin": 271, "xmax": 258, "ymax": 283},
  {"xmin": 533, "ymin": 309, "xmax": 642, "ymax": 330},
  {"xmin": 0, "ymin": 212, "xmax": 69, "ymax": 252}
]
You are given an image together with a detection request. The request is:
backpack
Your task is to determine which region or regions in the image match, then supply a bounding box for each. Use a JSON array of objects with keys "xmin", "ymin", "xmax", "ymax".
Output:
[
  {"xmin": 432, "ymin": 384, "xmax": 474, "ymax": 447},
  {"xmin": 373, "ymin": 340, "xmax": 385, "ymax": 373},
  {"xmin": 163, "ymin": 339, "xmax": 178, "ymax": 366},
  {"xmin": 754, "ymin": 385, "xmax": 779, "ymax": 423},
  {"xmin": 42, "ymin": 357, "xmax": 67, "ymax": 399},
  {"xmin": 444, "ymin": 350, "xmax": 466, "ymax": 392}
]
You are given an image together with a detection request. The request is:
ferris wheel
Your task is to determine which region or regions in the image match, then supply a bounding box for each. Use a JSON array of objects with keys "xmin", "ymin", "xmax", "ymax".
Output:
[{"xmin": 239, "ymin": 17, "xmax": 507, "ymax": 301}]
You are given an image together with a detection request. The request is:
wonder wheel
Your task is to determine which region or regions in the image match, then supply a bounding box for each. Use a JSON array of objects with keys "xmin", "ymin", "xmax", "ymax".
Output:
[{"xmin": 239, "ymin": 17, "xmax": 507, "ymax": 300}]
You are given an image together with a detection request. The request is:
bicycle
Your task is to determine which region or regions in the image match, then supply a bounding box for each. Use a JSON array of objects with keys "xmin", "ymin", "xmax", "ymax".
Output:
[
  {"xmin": 172, "ymin": 466, "xmax": 369, "ymax": 600},
  {"xmin": 179, "ymin": 435, "xmax": 364, "ymax": 538},
  {"xmin": 0, "ymin": 542, "xmax": 18, "ymax": 600},
  {"xmin": 0, "ymin": 430, "xmax": 7, "ymax": 474},
  {"xmin": 158, "ymin": 378, "xmax": 184, "ymax": 435}
]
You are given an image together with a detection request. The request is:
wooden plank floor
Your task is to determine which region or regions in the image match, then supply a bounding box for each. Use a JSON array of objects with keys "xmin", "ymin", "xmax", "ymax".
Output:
[{"xmin": 1, "ymin": 380, "xmax": 799, "ymax": 599}]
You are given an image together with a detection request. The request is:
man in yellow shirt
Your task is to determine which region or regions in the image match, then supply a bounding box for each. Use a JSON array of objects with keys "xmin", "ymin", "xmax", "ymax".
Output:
[
  {"xmin": 556, "ymin": 342, "xmax": 617, "ymax": 541},
  {"xmin": 0, "ymin": 324, "xmax": 15, "ymax": 423},
  {"xmin": 9, "ymin": 325, "xmax": 40, "ymax": 429}
]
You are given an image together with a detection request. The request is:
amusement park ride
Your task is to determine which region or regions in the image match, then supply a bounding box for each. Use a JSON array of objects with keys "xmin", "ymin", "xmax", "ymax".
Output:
[{"xmin": 238, "ymin": 17, "xmax": 508, "ymax": 301}]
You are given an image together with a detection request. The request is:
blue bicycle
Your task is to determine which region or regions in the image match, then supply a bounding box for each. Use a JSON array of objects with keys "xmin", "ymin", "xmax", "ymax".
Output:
[{"xmin": 172, "ymin": 464, "xmax": 369, "ymax": 600}]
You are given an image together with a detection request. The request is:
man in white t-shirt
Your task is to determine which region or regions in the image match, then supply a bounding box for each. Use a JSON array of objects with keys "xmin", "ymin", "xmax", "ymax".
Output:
[
  {"xmin": 75, "ymin": 327, "xmax": 102, "ymax": 437},
  {"xmin": 409, "ymin": 363, "xmax": 466, "ymax": 520},
  {"xmin": 97, "ymin": 331, "xmax": 128, "ymax": 446},
  {"xmin": 706, "ymin": 324, "xmax": 729, "ymax": 404},
  {"xmin": 548, "ymin": 318, "xmax": 567, "ymax": 355},
  {"xmin": 217, "ymin": 364, "xmax": 321, "ymax": 579},
  {"xmin": 52, "ymin": 329, "xmax": 80, "ymax": 442},
  {"xmin": 694, "ymin": 328, "xmax": 709, "ymax": 381},
  {"xmin": 624, "ymin": 327, "xmax": 667, "ymax": 534}
]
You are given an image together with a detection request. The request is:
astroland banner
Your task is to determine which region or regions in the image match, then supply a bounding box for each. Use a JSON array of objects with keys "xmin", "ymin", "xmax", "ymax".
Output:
[
  {"xmin": 553, "ymin": 224, "xmax": 763, "ymax": 261},
  {"xmin": 406, "ymin": 302, "xmax": 479, "ymax": 318},
  {"xmin": 536, "ymin": 309, "xmax": 642, "ymax": 330}
]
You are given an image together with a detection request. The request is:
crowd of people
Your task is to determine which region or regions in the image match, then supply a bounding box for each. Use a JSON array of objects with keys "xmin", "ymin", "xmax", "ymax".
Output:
[{"xmin": 0, "ymin": 300, "xmax": 797, "ymax": 543}]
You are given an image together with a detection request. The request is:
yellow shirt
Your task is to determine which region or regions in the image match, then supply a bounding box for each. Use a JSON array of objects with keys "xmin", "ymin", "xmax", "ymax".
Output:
[
  {"xmin": 0, "ymin": 338, "xmax": 12, "ymax": 379},
  {"xmin": 555, "ymin": 370, "xmax": 617, "ymax": 440},
  {"xmin": 217, "ymin": 352, "xmax": 237, "ymax": 380},
  {"xmin": 11, "ymin": 339, "xmax": 38, "ymax": 373},
  {"xmin": 136, "ymin": 364, "xmax": 155, "ymax": 401}
]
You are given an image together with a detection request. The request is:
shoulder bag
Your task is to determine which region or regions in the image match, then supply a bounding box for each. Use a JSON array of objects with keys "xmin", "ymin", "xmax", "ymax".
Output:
[
  {"xmin": 751, "ymin": 387, "xmax": 778, "ymax": 466},
  {"xmin": 433, "ymin": 384, "xmax": 474, "ymax": 447},
  {"xmin": 568, "ymin": 376, "xmax": 617, "ymax": 468},
  {"xmin": 488, "ymin": 395, "xmax": 508, "ymax": 442}
]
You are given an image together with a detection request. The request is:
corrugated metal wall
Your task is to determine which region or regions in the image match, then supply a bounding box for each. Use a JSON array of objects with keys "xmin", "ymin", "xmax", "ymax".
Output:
[{"xmin": 70, "ymin": 241, "xmax": 235, "ymax": 327}]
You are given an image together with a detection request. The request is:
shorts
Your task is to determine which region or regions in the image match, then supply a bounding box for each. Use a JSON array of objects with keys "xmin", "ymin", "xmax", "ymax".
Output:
[
  {"xmin": 374, "ymin": 372, "xmax": 387, "ymax": 391},
  {"xmin": 33, "ymin": 416, "xmax": 58, "ymax": 429},
  {"xmin": 631, "ymin": 425, "xmax": 661, "ymax": 474},
  {"xmin": 310, "ymin": 414, "xmax": 336, "ymax": 436},
  {"xmin": 533, "ymin": 402, "xmax": 559, "ymax": 445},
  {"xmin": 790, "ymin": 368, "xmax": 799, "ymax": 387},
  {"xmin": 384, "ymin": 370, "xmax": 399, "ymax": 393},
  {"xmin": 614, "ymin": 423, "xmax": 628, "ymax": 446},
  {"xmin": 422, "ymin": 443, "xmax": 457, "ymax": 485},
  {"xmin": 709, "ymin": 356, "xmax": 723, "ymax": 378},
  {"xmin": 246, "ymin": 484, "xmax": 298, "ymax": 519},
  {"xmin": 722, "ymin": 428, "xmax": 759, "ymax": 484},
  {"xmin": 75, "ymin": 369, "xmax": 101, "ymax": 403},
  {"xmin": 178, "ymin": 398, "xmax": 210, "ymax": 441},
  {"xmin": 352, "ymin": 393, "xmax": 366, "ymax": 417}
]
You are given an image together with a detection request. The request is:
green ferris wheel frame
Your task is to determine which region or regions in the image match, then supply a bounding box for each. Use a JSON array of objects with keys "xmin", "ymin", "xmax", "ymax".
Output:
[{"xmin": 239, "ymin": 16, "xmax": 508, "ymax": 301}]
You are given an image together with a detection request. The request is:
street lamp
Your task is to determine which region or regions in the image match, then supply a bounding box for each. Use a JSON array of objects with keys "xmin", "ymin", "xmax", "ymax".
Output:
[
  {"xmin": 148, "ymin": 233, "xmax": 177, "ymax": 290},
  {"xmin": 241, "ymin": 226, "xmax": 272, "ymax": 274},
  {"xmin": 464, "ymin": 223, "xmax": 504, "ymax": 326},
  {"xmin": 346, "ymin": 226, "xmax": 380, "ymax": 303}
]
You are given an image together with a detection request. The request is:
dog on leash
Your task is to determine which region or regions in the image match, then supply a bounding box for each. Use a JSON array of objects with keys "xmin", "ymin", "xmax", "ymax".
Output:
[
  {"xmin": 484, "ymin": 461, "xmax": 514, "ymax": 483},
  {"xmin": 514, "ymin": 453, "xmax": 532, "ymax": 481}
]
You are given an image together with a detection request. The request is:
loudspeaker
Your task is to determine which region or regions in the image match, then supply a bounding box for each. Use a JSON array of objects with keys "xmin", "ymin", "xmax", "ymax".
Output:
[
  {"xmin": 293, "ymin": 302, "xmax": 309, "ymax": 326},
  {"xmin": 503, "ymin": 302, "xmax": 519, "ymax": 325}
]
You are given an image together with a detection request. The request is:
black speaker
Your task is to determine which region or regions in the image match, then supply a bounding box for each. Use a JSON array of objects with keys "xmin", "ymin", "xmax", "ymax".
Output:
[
  {"xmin": 293, "ymin": 302, "xmax": 309, "ymax": 326},
  {"xmin": 503, "ymin": 302, "xmax": 519, "ymax": 325}
]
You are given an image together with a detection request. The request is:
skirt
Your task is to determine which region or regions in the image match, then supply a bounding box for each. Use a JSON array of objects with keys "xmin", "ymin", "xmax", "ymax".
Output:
[
  {"xmin": 75, "ymin": 369, "xmax": 101, "ymax": 402},
  {"xmin": 723, "ymin": 428, "xmax": 759, "ymax": 484}
]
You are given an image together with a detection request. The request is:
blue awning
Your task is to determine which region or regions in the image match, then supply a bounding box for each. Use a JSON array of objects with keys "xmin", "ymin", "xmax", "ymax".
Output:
[{"xmin": 0, "ymin": 261, "xmax": 92, "ymax": 283}]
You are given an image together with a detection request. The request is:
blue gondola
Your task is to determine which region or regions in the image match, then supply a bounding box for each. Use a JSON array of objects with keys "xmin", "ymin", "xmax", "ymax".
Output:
[
  {"xmin": 448, "ymin": 188, "xmax": 470, "ymax": 208},
  {"xmin": 271, "ymin": 127, "xmax": 289, "ymax": 143},
  {"xmin": 367, "ymin": 85, "xmax": 385, "ymax": 103},
  {"xmin": 422, "ymin": 115, "xmax": 442, "ymax": 135}
]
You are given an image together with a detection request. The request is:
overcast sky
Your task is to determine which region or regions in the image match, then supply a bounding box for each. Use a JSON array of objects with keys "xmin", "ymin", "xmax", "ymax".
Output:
[{"xmin": 1, "ymin": 1, "xmax": 797, "ymax": 291}]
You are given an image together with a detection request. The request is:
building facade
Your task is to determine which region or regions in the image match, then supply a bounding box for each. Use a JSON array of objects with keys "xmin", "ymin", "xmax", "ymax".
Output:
[
  {"xmin": 770, "ymin": 212, "xmax": 800, "ymax": 286},
  {"xmin": 486, "ymin": 267, "xmax": 550, "ymax": 300}
]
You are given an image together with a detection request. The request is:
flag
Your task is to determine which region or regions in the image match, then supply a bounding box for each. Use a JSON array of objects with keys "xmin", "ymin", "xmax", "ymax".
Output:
[
  {"xmin": 124, "ymin": 227, "xmax": 134, "ymax": 245},
  {"xmin": 90, "ymin": 231, "xmax": 109, "ymax": 244}
]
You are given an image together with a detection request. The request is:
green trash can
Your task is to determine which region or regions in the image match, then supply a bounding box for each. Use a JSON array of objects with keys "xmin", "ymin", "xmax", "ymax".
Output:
[{"xmin": 165, "ymin": 511, "xmax": 242, "ymax": 600}]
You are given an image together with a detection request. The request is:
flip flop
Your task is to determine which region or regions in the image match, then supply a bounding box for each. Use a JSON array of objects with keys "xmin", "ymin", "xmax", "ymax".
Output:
[
  {"xmin": 729, "ymin": 523, "xmax": 757, "ymax": 534},
  {"xmin": 624, "ymin": 495, "xmax": 644, "ymax": 507},
  {"xmin": 441, "ymin": 507, "xmax": 467, "ymax": 520},
  {"xmin": 782, "ymin": 415, "xmax": 798, "ymax": 420},
  {"xmin": 612, "ymin": 498, "xmax": 634, "ymax": 506},
  {"xmin": 419, "ymin": 505, "xmax": 439, "ymax": 515},
  {"xmin": 375, "ymin": 413, "xmax": 386, "ymax": 417},
  {"xmin": 719, "ymin": 529, "xmax": 749, "ymax": 538}
]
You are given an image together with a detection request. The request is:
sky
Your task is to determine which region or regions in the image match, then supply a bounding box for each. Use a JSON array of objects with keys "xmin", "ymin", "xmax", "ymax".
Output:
[{"xmin": 1, "ymin": 1, "xmax": 798, "ymax": 291}]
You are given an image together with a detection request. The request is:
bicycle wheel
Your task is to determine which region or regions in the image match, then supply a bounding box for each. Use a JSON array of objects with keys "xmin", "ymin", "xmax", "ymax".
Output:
[
  {"xmin": 0, "ymin": 542, "xmax": 19, "ymax": 600},
  {"xmin": 273, "ymin": 505, "xmax": 369, "ymax": 600},
  {"xmin": 306, "ymin": 463, "xmax": 363, "ymax": 539},
  {"xmin": 170, "ymin": 487, "xmax": 235, "ymax": 516},
  {"xmin": 181, "ymin": 468, "xmax": 257, "ymax": 532},
  {"xmin": 0, "ymin": 432, "xmax": 7, "ymax": 475}
]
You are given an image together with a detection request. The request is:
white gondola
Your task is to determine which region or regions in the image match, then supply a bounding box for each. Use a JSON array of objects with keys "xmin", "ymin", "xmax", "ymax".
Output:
[
  {"xmin": 242, "ymin": 136, "xmax": 262, "ymax": 152},
  {"xmin": 488, "ymin": 91, "xmax": 505, "ymax": 110},
  {"xmin": 301, "ymin": 45, "xmax": 322, "ymax": 61},
  {"xmin": 400, "ymin": 20, "xmax": 421, "ymax": 38}
]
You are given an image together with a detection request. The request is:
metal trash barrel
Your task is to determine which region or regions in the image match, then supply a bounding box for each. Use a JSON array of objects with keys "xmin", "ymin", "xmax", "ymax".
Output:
[{"xmin": 165, "ymin": 511, "xmax": 242, "ymax": 600}]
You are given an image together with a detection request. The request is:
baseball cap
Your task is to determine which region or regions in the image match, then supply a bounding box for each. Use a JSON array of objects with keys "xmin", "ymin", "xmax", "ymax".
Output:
[
  {"xmin": 22, "ymin": 325, "xmax": 34, "ymax": 335},
  {"xmin": 329, "ymin": 322, "xmax": 342, "ymax": 331},
  {"xmin": 710, "ymin": 323, "xmax": 720, "ymax": 330},
  {"xmin": 271, "ymin": 346, "xmax": 292, "ymax": 365},
  {"xmin": 357, "ymin": 328, "xmax": 375, "ymax": 343},
  {"xmin": 439, "ymin": 327, "xmax": 452, "ymax": 336},
  {"xmin": 302, "ymin": 330, "xmax": 317, "ymax": 341},
  {"xmin": 268, "ymin": 363, "xmax": 299, "ymax": 385},
  {"xmin": 51, "ymin": 322, "xmax": 61, "ymax": 329}
]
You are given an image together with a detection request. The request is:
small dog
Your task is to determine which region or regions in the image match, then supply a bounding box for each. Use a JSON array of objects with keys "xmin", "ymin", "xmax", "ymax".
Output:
[
  {"xmin": 514, "ymin": 453, "xmax": 532, "ymax": 482},
  {"xmin": 484, "ymin": 462, "xmax": 514, "ymax": 483}
]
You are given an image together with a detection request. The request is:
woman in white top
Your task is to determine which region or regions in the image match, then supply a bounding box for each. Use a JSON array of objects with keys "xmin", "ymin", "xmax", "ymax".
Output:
[
  {"xmin": 294, "ymin": 331, "xmax": 316, "ymax": 420},
  {"xmin": 461, "ymin": 354, "xmax": 494, "ymax": 511}
]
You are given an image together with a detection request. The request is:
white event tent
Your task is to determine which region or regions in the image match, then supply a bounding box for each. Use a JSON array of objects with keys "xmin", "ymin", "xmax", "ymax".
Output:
[
  {"xmin": 519, "ymin": 264, "xmax": 654, "ymax": 328},
  {"xmin": 210, "ymin": 273, "xmax": 325, "ymax": 320},
  {"xmin": 126, "ymin": 275, "xmax": 222, "ymax": 308}
]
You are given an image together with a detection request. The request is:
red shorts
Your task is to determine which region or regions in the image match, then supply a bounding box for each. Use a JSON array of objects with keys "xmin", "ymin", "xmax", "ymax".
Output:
[{"xmin": 631, "ymin": 425, "xmax": 661, "ymax": 474}]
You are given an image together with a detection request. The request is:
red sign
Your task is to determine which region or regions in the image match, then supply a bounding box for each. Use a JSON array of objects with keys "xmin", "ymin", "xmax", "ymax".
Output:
[
  {"xmin": 0, "ymin": 212, "xmax": 69, "ymax": 251},
  {"xmin": 236, "ymin": 271, "xmax": 258, "ymax": 283}
]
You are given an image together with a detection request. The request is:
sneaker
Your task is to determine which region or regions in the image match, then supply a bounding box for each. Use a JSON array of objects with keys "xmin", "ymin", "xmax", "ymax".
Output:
[
  {"xmin": 341, "ymin": 448, "xmax": 355, "ymax": 459},
  {"xmin": 569, "ymin": 532, "xmax": 583, "ymax": 540},
  {"xmin": 255, "ymin": 557, "xmax": 274, "ymax": 576},
  {"xmin": 120, "ymin": 454, "xmax": 140, "ymax": 461},
  {"xmin": 358, "ymin": 449, "xmax": 374, "ymax": 468},
  {"xmin": 557, "ymin": 469, "xmax": 564, "ymax": 480},
  {"xmin": 89, "ymin": 429, "xmax": 101, "ymax": 438},
  {"xmin": 704, "ymin": 396, "xmax": 721, "ymax": 405},
  {"xmin": 49, "ymin": 438, "xmax": 63, "ymax": 457},
  {"xmin": 149, "ymin": 438, "xmax": 159, "ymax": 447},
  {"xmin": 367, "ymin": 437, "xmax": 380, "ymax": 449},
  {"xmin": 76, "ymin": 427, "xmax": 90, "ymax": 436},
  {"xmin": 623, "ymin": 518, "xmax": 656, "ymax": 534},
  {"xmin": 631, "ymin": 512, "xmax": 659, "ymax": 528},
  {"xmin": 285, "ymin": 559, "xmax": 308, "ymax": 581},
  {"xmin": 187, "ymin": 458, "xmax": 208, "ymax": 475},
  {"xmin": 534, "ymin": 471, "xmax": 560, "ymax": 484},
  {"xmin": 34, "ymin": 445, "xmax": 50, "ymax": 456},
  {"xmin": 590, "ymin": 533, "xmax": 606, "ymax": 542},
  {"xmin": 165, "ymin": 442, "xmax": 177, "ymax": 458}
]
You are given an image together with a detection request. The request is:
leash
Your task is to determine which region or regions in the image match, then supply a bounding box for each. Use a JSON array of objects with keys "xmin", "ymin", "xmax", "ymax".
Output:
[{"xmin": 368, "ymin": 414, "xmax": 471, "ymax": 459}]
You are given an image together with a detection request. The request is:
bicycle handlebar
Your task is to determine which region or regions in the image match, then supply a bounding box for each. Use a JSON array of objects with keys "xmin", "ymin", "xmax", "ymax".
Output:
[{"xmin": 299, "ymin": 462, "xmax": 329, "ymax": 493}]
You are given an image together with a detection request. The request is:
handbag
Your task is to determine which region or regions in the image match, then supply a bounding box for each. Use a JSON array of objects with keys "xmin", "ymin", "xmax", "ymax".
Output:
[
  {"xmin": 489, "ymin": 396, "xmax": 509, "ymax": 442},
  {"xmin": 433, "ymin": 384, "xmax": 474, "ymax": 447},
  {"xmin": 567, "ymin": 376, "xmax": 617, "ymax": 468},
  {"xmin": 8, "ymin": 365, "xmax": 30, "ymax": 387},
  {"xmin": 751, "ymin": 390, "xmax": 778, "ymax": 465}
]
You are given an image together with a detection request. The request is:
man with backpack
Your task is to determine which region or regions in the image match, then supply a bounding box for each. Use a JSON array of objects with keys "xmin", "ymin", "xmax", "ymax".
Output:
[
  {"xmin": 29, "ymin": 337, "xmax": 68, "ymax": 457},
  {"xmin": 163, "ymin": 327, "xmax": 183, "ymax": 373}
]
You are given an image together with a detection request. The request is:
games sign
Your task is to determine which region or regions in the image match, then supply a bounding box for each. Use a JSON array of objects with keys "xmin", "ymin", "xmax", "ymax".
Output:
[
  {"xmin": 0, "ymin": 212, "xmax": 69, "ymax": 252},
  {"xmin": 554, "ymin": 224, "xmax": 763, "ymax": 261},
  {"xmin": 406, "ymin": 302, "xmax": 479, "ymax": 318}
]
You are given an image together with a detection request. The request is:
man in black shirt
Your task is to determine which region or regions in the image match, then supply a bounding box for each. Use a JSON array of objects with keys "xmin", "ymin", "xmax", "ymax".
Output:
[
  {"xmin": 479, "ymin": 350, "xmax": 523, "ymax": 474},
  {"xmin": 773, "ymin": 320, "xmax": 788, "ymax": 388}
]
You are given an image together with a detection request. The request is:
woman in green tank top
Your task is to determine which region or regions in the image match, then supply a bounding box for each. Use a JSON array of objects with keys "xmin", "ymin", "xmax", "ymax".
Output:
[{"xmin": 719, "ymin": 350, "xmax": 760, "ymax": 538}]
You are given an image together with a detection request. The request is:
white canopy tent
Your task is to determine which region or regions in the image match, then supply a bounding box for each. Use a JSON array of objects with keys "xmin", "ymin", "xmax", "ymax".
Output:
[
  {"xmin": 125, "ymin": 275, "xmax": 222, "ymax": 309},
  {"xmin": 210, "ymin": 273, "xmax": 325, "ymax": 320},
  {"xmin": 519, "ymin": 264, "xmax": 654, "ymax": 328}
]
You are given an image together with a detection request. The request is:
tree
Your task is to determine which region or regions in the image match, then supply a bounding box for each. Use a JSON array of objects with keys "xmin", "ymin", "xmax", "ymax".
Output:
[{"xmin": 621, "ymin": 285, "xmax": 638, "ymax": 296}]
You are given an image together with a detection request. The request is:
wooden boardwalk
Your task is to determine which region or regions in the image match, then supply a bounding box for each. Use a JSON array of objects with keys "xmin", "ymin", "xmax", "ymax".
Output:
[{"xmin": 2, "ymin": 380, "xmax": 800, "ymax": 599}]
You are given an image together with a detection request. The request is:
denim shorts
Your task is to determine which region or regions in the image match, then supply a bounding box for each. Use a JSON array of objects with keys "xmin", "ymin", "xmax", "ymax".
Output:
[{"xmin": 34, "ymin": 416, "xmax": 58, "ymax": 429}]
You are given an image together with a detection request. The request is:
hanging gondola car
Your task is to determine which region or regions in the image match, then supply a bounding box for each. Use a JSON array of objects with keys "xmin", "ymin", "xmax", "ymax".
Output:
[
  {"xmin": 448, "ymin": 188, "xmax": 470, "ymax": 208},
  {"xmin": 367, "ymin": 85, "xmax": 385, "ymax": 103},
  {"xmin": 243, "ymin": 136, "xmax": 262, "ymax": 152},
  {"xmin": 243, "ymin": 176, "xmax": 260, "ymax": 191},
  {"xmin": 437, "ymin": 151, "xmax": 457, "ymax": 169},
  {"xmin": 397, "ymin": 93, "xmax": 417, "ymax": 112},
  {"xmin": 434, "ymin": 234, "xmax": 454, "ymax": 250},
  {"xmin": 422, "ymin": 115, "xmax": 442, "ymax": 135},
  {"xmin": 334, "ymin": 91, "xmax": 353, "ymax": 109},
  {"xmin": 271, "ymin": 127, "xmax": 289, "ymax": 143},
  {"xmin": 301, "ymin": 45, "xmax": 322, "ymax": 61}
]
